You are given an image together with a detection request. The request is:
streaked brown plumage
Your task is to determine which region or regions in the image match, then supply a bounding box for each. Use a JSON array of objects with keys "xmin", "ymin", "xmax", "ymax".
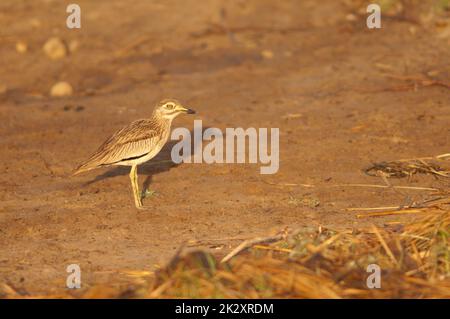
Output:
[
  {"xmin": 73, "ymin": 99, "xmax": 195, "ymax": 208},
  {"xmin": 73, "ymin": 118, "xmax": 167, "ymax": 173}
]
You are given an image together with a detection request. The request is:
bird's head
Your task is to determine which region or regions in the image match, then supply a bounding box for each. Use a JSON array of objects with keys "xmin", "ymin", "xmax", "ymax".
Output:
[{"xmin": 154, "ymin": 99, "xmax": 196, "ymax": 120}]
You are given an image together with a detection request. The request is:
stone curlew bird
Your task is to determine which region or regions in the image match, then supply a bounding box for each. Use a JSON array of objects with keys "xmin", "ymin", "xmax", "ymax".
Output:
[{"xmin": 73, "ymin": 99, "xmax": 195, "ymax": 208}]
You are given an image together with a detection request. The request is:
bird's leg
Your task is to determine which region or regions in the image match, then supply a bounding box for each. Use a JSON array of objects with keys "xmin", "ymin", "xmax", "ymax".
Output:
[
  {"xmin": 134, "ymin": 166, "xmax": 144, "ymax": 208},
  {"xmin": 129, "ymin": 166, "xmax": 138, "ymax": 207},
  {"xmin": 129, "ymin": 165, "xmax": 143, "ymax": 208}
]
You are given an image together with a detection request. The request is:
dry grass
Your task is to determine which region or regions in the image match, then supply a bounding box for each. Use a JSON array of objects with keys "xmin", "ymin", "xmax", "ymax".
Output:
[
  {"xmin": 2, "ymin": 202, "xmax": 448, "ymax": 299},
  {"xmin": 69, "ymin": 152, "xmax": 450, "ymax": 299},
  {"xmin": 137, "ymin": 207, "xmax": 449, "ymax": 299},
  {"xmin": 365, "ymin": 158, "xmax": 450, "ymax": 179},
  {"xmin": 47, "ymin": 204, "xmax": 447, "ymax": 299}
]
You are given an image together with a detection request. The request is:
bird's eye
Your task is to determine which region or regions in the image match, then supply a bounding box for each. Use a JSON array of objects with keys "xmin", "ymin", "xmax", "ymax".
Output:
[{"xmin": 166, "ymin": 103, "xmax": 175, "ymax": 110}]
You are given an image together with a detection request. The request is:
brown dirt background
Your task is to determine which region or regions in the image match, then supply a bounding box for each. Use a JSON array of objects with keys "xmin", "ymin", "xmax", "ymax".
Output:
[{"xmin": 0, "ymin": 0, "xmax": 449, "ymax": 296}]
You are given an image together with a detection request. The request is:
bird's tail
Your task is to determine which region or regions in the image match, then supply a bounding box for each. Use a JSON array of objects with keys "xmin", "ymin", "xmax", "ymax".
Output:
[
  {"xmin": 72, "ymin": 147, "xmax": 111, "ymax": 176},
  {"xmin": 72, "ymin": 161, "xmax": 98, "ymax": 176}
]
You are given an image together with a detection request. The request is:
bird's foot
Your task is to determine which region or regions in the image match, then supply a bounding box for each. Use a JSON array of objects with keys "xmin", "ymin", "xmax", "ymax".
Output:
[
  {"xmin": 142, "ymin": 189, "xmax": 158, "ymax": 198},
  {"xmin": 133, "ymin": 190, "xmax": 157, "ymax": 209},
  {"xmin": 133, "ymin": 196, "xmax": 144, "ymax": 209},
  {"xmin": 134, "ymin": 196, "xmax": 149, "ymax": 209}
]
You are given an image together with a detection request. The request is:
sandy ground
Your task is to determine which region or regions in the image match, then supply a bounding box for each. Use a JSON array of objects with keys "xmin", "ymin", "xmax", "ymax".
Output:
[{"xmin": 0, "ymin": 0, "xmax": 449, "ymax": 295}]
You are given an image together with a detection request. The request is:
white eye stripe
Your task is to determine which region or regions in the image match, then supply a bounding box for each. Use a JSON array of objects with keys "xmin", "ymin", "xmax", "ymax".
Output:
[{"xmin": 165, "ymin": 109, "xmax": 179, "ymax": 115}]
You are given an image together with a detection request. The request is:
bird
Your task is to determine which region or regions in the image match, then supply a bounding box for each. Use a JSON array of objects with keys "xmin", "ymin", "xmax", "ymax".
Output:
[{"xmin": 73, "ymin": 99, "xmax": 196, "ymax": 208}]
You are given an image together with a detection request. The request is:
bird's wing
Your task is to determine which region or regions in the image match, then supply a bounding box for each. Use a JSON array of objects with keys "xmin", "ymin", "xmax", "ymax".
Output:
[{"xmin": 74, "ymin": 119, "xmax": 162, "ymax": 174}]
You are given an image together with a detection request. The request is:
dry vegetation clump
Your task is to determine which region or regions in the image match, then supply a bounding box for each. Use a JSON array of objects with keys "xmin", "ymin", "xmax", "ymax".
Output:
[
  {"xmin": 365, "ymin": 158, "xmax": 450, "ymax": 178},
  {"xmin": 80, "ymin": 204, "xmax": 447, "ymax": 299},
  {"xmin": 2, "ymin": 206, "xmax": 448, "ymax": 299}
]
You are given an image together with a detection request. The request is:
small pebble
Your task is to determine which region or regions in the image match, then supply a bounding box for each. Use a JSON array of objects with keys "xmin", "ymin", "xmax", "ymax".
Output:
[
  {"xmin": 50, "ymin": 81, "xmax": 73, "ymax": 97},
  {"xmin": 43, "ymin": 37, "xmax": 67, "ymax": 59},
  {"xmin": 16, "ymin": 41, "xmax": 28, "ymax": 53},
  {"xmin": 261, "ymin": 50, "xmax": 274, "ymax": 59}
]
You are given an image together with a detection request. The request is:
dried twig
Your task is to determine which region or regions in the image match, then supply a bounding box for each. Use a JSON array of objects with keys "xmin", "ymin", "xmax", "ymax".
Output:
[
  {"xmin": 301, "ymin": 233, "xmax": 342, "ymax": 263},
  {"xmin": 333, "ymin": 184, "xmax": 437, "ymax": 191},
  {"xmin": 253, "ymin": 245, "xmax": 293, "ymax": 253},
  {"xmin": 365, "ymin": 159, "xmax": 449, "ymax": 178},
  {"xmin": 221, "ymin": 231, "xmax": 288, "ymax": 263},
  {"xmin": 347, "ymin": 206, "xmax": 403, "ymax": 212},
  {"xmin": 383, "ymin": 73, "xmax": 450, "ymax": 90},
  {"xmin": 187, "ymin": 236, "xmax": 250, "ymax": 247},
  {"xmin": 355, "ymin": 209, "xmax": 426, "ymax": 218},
  {"xmin": 114, "ymin": 35, "xmax": 155, "ymax": 58},
  {"xmin": 371, "ymin": 225, "xmax": 399, "ymax": 267},
  {"xmin": 264, "ymin": 181, "xmax": 438, "ymax": 191}
]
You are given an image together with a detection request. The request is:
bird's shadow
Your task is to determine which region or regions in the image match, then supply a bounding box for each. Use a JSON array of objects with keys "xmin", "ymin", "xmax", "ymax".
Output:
[{"xmin": 82, "ymin": 128, "xmax": 210, "ymax": 192}]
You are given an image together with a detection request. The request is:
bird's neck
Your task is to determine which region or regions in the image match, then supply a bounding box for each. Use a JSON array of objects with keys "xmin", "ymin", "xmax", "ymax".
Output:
[{"xmin": 152, "ymin": 112, "xmax": 173, "ymax": 129}]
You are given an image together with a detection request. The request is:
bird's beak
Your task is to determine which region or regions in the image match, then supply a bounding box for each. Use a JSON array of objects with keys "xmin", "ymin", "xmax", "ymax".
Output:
[{"xmin": 180, "ymin": 107, "xmax": 196, "ymax": 114}]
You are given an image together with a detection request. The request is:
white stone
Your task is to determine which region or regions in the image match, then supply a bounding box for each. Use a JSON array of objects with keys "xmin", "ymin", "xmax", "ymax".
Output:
[
  {"xmin": 50, "ymin": 81, "xmax": 73, "ymax": 97},
  {"xmin": 43, "ymin": 37, "xmax": 67, "ymax": 59}
]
